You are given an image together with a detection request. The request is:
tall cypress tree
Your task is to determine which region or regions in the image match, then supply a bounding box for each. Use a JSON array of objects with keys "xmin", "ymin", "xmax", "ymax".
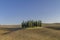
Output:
[{"xmin": 37, "ymin": 20, "xmax": 42, "ymax": 27}]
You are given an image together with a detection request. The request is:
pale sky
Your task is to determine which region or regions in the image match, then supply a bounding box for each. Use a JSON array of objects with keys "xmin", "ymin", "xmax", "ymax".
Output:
[{"xmin": 0, "ymin": 0, "xmax": 60, "ymax": 24}]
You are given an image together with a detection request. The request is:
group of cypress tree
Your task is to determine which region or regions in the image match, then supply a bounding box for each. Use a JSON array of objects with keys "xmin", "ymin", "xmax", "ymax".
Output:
[{"xmin": 21, "ymin": 20, "xmax": 42, "ymax": 28}]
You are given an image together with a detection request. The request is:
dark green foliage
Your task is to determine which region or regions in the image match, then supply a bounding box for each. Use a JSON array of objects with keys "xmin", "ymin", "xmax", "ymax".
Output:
[
  {"xmin": 37, "ymin": 20, "xmax": 42, "ymax": 27},
  {"xmin": 21, "ymin": 20, "xmax": 42, "ymax": 28},
  {"xmin": 33, "ymin": 21, "xmax": 37, "ymax": 27}
]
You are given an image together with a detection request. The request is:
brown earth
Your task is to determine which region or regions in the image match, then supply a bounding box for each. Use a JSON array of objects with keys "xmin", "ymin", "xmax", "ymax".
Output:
[{"xmin": 0, "ymin": 27, "xmax": 60, "ymax": 40}]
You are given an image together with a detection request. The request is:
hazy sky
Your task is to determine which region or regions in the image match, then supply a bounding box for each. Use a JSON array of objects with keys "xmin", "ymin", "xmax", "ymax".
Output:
[{"xmin": 0, "ymin": 0, "xmax": 60, "ymax": 24}]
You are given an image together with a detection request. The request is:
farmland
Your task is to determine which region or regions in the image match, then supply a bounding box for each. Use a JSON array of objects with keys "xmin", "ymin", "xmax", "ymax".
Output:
[{"xmin": 0, "ymin": 24, "xmax": 60, "ymax": 40}]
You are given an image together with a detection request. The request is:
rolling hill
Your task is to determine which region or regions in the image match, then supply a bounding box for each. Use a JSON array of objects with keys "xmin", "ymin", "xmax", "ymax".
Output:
[{"xmin": 0, "ymin": 27, "xmax": 60, "ymax": 40}]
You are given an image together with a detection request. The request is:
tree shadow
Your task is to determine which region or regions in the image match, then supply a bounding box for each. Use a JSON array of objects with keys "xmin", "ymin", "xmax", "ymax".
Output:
[
  {"xmin": 45, "ymin": 26, "xmax": 60, "ymax": 30},
  {"xmin": 0, "ymin": 28, "xmax": 22, "ymax": 35}
]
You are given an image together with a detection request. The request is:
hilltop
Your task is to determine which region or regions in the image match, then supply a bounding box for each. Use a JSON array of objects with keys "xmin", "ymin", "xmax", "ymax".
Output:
[{"xmin": 0, "ymin": 27, "xmax": 60, "ymax": 40}]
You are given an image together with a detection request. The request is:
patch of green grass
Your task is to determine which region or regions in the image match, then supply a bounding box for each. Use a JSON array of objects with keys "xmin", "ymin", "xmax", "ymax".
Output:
[{"xmin": 26, "ymin": 26, "xmax": 42, "ymax": 29}]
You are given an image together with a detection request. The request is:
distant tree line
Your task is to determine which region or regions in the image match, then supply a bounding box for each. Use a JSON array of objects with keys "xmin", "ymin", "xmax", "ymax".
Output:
[{"xmin": 21, "ymin": 20, "xmax": 42, "ymax": 28}]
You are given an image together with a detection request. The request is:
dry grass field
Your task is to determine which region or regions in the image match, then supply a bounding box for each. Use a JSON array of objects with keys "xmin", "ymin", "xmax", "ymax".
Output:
[{"xmin": 0, "ymin": 24, "xmax": 60, "ymax": 40}]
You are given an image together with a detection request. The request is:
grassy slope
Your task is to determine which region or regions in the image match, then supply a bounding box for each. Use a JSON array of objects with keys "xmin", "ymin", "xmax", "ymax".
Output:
[{"xmin": 0, "ymin": 27, "xmax": 60, "ymax": 40}]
